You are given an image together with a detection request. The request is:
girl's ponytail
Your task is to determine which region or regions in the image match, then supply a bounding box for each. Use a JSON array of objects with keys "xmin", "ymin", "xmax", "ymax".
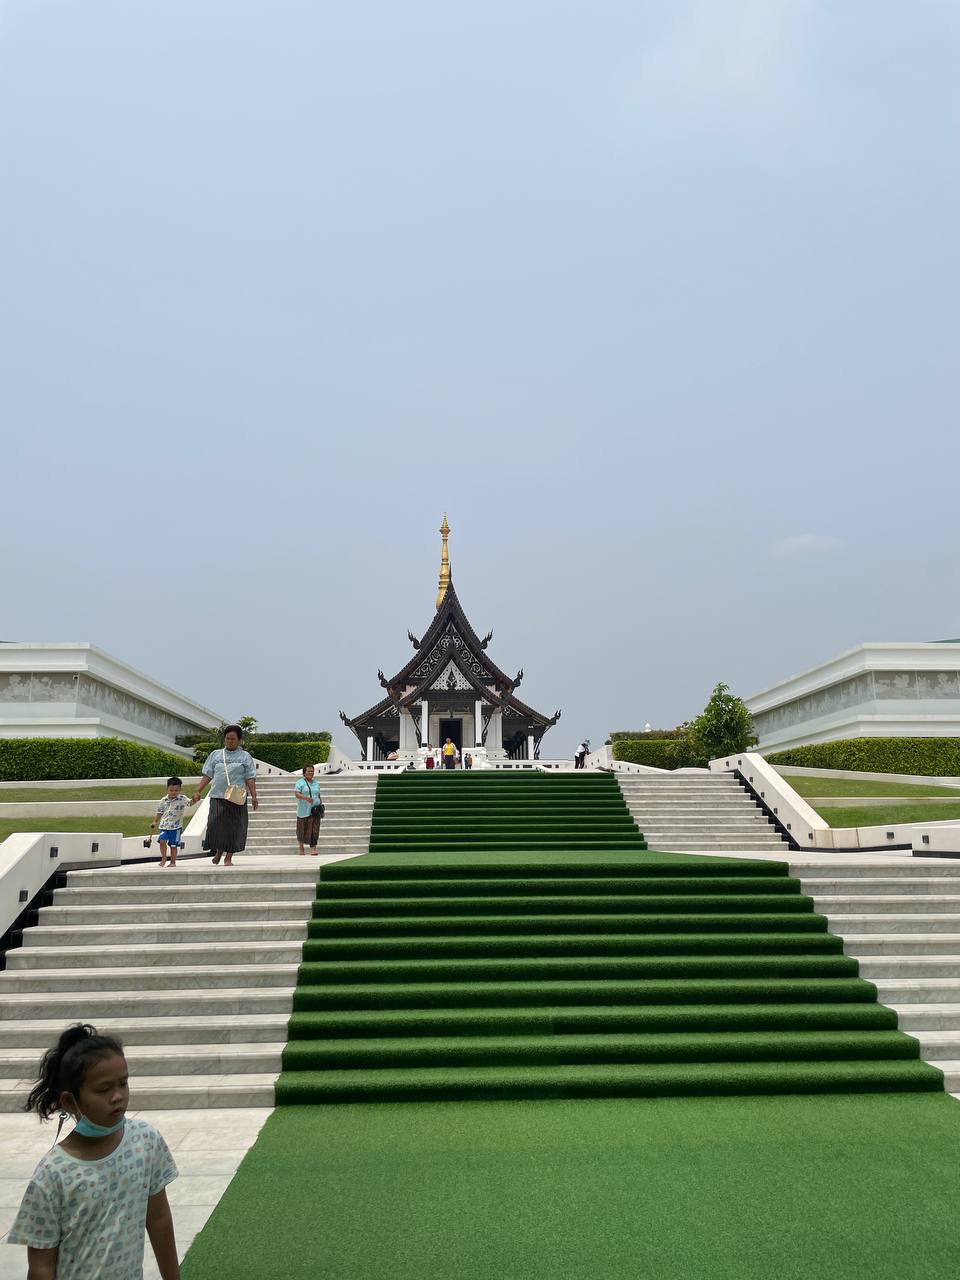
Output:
[{"xmin": 24, "ymin": 1023, "xmax": 124, "ymax": 1120}]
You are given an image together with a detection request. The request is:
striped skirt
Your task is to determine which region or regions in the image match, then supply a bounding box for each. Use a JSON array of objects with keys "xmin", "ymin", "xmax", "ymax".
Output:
[
  {"xmin": 296, "ymin": 814, "xmax": 322, "ymax": 848},
  {"xmin": 203, "ymin": 798, "xmax": 249, "ymax": 854}
]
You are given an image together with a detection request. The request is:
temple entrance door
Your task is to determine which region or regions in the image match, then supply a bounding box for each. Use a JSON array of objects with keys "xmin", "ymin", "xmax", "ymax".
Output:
[{"xmin": 439, "ymin": 719, "xmax": 462, "ymax": 752}]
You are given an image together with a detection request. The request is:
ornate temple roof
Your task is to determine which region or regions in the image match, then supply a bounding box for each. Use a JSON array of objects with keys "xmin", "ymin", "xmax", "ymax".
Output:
[{"xmin": 340, "ymin": 517, "xmax": 560, "ymax": 739}]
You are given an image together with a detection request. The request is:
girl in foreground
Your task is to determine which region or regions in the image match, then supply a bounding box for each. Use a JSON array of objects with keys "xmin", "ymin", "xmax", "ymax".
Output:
[{"xmin": 8, "ymin": 1024, "xmax": 179, "ymax": 1280}]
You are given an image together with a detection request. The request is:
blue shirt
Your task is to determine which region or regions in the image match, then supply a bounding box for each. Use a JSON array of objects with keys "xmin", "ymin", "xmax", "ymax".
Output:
[
  {"xmin": 201, "ymin": 748, "xmax": 257, "ymax": 800},
  {"xmin": 295, "ymin": 778, "xmax": 321, "ymax": 819}
]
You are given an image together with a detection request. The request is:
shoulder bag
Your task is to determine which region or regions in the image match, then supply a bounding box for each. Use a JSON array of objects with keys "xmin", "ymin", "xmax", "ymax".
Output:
[
  {"xmin": 222, "ymin": 749, "xmax": 249, "ymax": 806},
  {"xmin": 309, "ymin": 781, "xmax": 324, "ymax": 820}
]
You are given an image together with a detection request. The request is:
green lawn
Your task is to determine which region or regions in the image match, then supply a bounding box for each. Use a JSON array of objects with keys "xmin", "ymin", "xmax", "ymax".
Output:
[
  {"xmin": 0, "ymin": 782, "xmax": 200, "ymax": 803},
  {"xmin": 782, "ymin": 774, "xmax": 960, "ymax": 799},
  {"xmin": 0, "ymin": 816, "xmax": 153, "ymax": 841},
  {"xmin": 181, "ymin": 1095, "xmax": 960, "ymax": 1280},
  {"xmin": 816, "ymin": 803, "xmax": 960, "ymax": 829}
]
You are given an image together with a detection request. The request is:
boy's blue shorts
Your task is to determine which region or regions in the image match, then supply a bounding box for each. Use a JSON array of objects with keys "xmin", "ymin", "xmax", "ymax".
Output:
[{"xmin": 158, "ymin": 828, "xmax": 182, "ymax": 847}]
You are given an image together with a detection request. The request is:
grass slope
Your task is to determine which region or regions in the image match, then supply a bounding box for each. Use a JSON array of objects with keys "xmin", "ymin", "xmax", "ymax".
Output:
[
  {"xmin": 0, "ymin": 782, "xmax": 201, "ymax": 803},
  {"xmin": 818, "ymin": 802, "xmax": 960, "ymax": 828},
  {"xmin": 783, "ymin": 775, "xmax": 960, "ymax": 799},
  {"xmin": 0, "ymin": 815, "xmax": 152, "ymax": 840},
  {"xmin": 181, "ymin": 1095, "xmax": 960, "ymax": 1280}
]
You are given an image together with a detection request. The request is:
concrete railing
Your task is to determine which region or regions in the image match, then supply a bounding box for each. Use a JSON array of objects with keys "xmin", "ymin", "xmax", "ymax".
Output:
[
  {"xmin": 709, "ymin": 751, "xmax": 829, "ymax": 848},
  {"xmin": 0, "ymin": 830, "xmax": 125, "ymax": 937}
]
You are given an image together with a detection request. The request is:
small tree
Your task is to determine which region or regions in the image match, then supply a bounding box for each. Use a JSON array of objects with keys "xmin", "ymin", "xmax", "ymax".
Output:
[
  {"xmin": 237, "ymin": 715, "xmax": 259, "ymax": 737},
  {"xmin": 689, "ymin": 683, "xmax": 754, "ymax": 761}
]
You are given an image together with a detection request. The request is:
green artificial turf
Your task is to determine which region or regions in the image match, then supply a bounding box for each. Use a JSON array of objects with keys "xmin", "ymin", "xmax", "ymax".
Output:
[
  {"xmin": 180, "ymin": 1095, "xmax": 960, "ymax": 1280},
  {"xmin": 0, "ymin": 815, "xmax": 153, "ymax": 840},
  {"xmin": 278, "ymin": 773, "xmax": 941, "ymax": 1103},
  {"xmin": 817, "ymin": 802, "xmax": 960, "ymax": 828},
  {"xmin": 782, "ymin": 774, "xmax": 960, "ymax": 799}
]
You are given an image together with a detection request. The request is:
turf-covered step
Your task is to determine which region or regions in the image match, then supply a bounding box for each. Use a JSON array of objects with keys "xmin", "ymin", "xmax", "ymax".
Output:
[
  {"xmin": 297, "ymin": 953, "xmax": 859, "ymax": 985},
  {"xmin": 312, "ymin": 892, "xmax": 816, "ymax": 918},
  {"xmin": 291, "ymin": 976, "xmax": 879, "ymax": 1011},
  {"xmin": 367, "ymin": 837, "xmax": 649, "ymax": 852},
  {"xmin": 281, "ymin": 1029, "xmax": 921, "ymax": 1071},
  {"xmin": 301, "ymin": 931, "xmax": 844, "ymax": 960},
  {"xmin": 286, "ymin": 1001, "xmax": 900, "ymax": 1039},
  {"xmin": 308, "ymin": 911, "xmax": 831, "ymax": 937},
  {"xmin": 275, "ymin": 1058, "xmax": 944, "ymax": 1104},
  {"xmin": 319, "ymin": 858, "xmax": 791, "ymax": 880},
  {"xmin": 317, "ymin": 875, "xmax": 804, "ymax": 900}
]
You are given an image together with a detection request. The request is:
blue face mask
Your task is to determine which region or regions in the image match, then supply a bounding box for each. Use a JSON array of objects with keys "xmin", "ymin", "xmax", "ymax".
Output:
[{"xmin": 74, "ymin": 1113, "xmax": 125, "ymax": 1138}]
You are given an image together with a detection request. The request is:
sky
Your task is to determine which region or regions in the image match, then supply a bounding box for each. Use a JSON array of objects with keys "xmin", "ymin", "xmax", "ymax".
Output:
[{"xmin": 1, "ymin": 0, "xmax": 958, "ymax": 756}]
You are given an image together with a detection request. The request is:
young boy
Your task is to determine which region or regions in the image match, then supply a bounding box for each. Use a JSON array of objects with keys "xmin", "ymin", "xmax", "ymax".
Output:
[{"xmin": 150, "ymin": 777, "xmax": 192, "ymax": 868}]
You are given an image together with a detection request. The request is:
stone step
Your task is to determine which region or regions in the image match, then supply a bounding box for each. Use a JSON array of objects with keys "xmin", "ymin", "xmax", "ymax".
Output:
[
  {"xmin": 645, "ymin": 840, "xmax": 788, "ymax": 851},
  {"xmin": 0, "ymin": 1073, "xmax": 277, "ymax": 1111},
  {"xmin": 0, "ymin": 1013, "xmax": 290, "ymax": 1046},
  {"xmin": 0, "ymin": 963, "xmax": 300, "ymax": 991},
  {"xmin": 803, "ymin": 878, "xmax": 960, "ymax": 896},
  {"xmin": 53, "ymin": 885, "xmax": 316, "ymax": 906},
  {"xmin": 39, "ymin": 902, "xmax": 314, "ymax": 925},
  {"xmin": 7, "ymin": 941, "xmax": 304, "ymax": 969},
  {"xmin": 926, "ymin": 1060, "xmax": 960, "ymax": 1091},
  {"xmin": 64, "ymin": 867, "xmax": 321, "ymax": 887},
  {"xmin": 872, "ymin": 977, "xmax": 960, "ymax": 1003},
  {"xmin": 0, "ymin": 988, "xmax": 293, "ymax": 1019},
  {"xmin": 916, "ymin": 1030, "xmax": 960, "ymax": 1054},
  {"xmin": 857, "ymin": 956, "xmax": 960, "ymax": 980},
  {"xmin": 244, "ymin": 843, "xmax": 369, "ymax": 855},
  {"xmin": 796, "ymin": 862, "xmax": 960, "ymax": 879},
  {"xmin": 816, "ymin": 896, "xmax": 960, "ymax": 914},
  {"xmin": 843, "ymin": 934, "xmax": 960, "ymax": 956},
  {"xmin": 0, "ymin": 1042, "xmax": 282, "ymax": 1078},
  {"xmin": 25, "ymin": 921, "xmax": 308, "ymax": 946},
  {"xmin": 826, "ymin": 913, "xmax": 960, "ymax": 933},
  {"xmin": 893, "ymin": 1004, "xmax": 960, "ymax": 1031}
]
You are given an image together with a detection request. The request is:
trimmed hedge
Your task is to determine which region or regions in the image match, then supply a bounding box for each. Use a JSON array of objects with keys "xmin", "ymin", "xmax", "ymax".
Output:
[
  {"xmin": 767, "ymin": 737, "xmax": 960, "ymax": 777},
  {"xmin": 0, "ymin": 737, "xmax": 194, "ymax": 782},
  {"xmin": 611, "ymin": 738, "xmax": 707, "ymax": 770},
  {"xmin": 610, "ymin": 729, "xmax": 687, "ymax": 741},
  {"xmin": 192, "ymin": 740, "xmax": 331, "ymax": 772},
  {"xmin": 177, "ymin": 730, "xmax": 332, "ymax": 747}
]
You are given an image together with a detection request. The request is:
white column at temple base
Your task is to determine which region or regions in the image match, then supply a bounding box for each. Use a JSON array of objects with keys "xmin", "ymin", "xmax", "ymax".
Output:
[
  {"xmin": 420, "ymin": 699, "xmax": 429, "ymax": 746},
  {"xmin": 399, "ymin": 708, "xmax": 418, "ymax": 752},
  {"xmin": 475, "ymin": 700, "xmax": 483, "ymax": 747},
  {"xmin": 486, "ymin": 708, "xmax": 504, "ymax": 758},
  {"xmin": 366, "ymin": 734, "xmax": 374, "ymax": 761},
  {"xmin": 527, "ymin": 733, "xmax": 535, "ymax": 760}
]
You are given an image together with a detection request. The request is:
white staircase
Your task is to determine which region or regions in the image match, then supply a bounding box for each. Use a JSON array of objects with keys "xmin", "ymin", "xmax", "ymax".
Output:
[
  {"xmin": 618, "ymin": 773, "xmax": 789, "ymax": 852},
  {"xmin": 0, "ymin": 863, "xmax": 323, "ymax": 1110},
  {"xmin": 245, "ymin": 774, "xmax": 376, "ymax": 855},
  {"xmin": 792, "ymin": 857, "xmax": 960, "ymax": 1092}
]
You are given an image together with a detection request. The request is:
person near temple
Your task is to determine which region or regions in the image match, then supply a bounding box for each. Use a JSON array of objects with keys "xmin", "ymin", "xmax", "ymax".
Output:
[
  {"xmin": 463, "ymin": 752, "xmax": 473, "ymax": 770},
  {"xmin": 424, "ymin": 746, "xmax": 436, "ymax": 770},
  {"xmin": 294, "ymin": 763, "xmax": 323, "ymax": 856},
  {"xmin": 441, "ymin": 738, "xmax": 459, "ymax": 769},
  {"xmin": 192, "ymin": 725, "xmax": 258, "ymax": 866},
  {"xmin": 574, "ymin": 739, "xmax": 590, "ymax": 769}
]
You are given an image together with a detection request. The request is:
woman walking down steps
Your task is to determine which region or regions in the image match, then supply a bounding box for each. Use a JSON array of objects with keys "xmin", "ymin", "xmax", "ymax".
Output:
[
  {"xmin": 192, "ymin": 725, "xmax": 258, "ymax": 866},
  {"xmin": 295, "ymin": 763, "xmax": 324, "ymax": 855}
]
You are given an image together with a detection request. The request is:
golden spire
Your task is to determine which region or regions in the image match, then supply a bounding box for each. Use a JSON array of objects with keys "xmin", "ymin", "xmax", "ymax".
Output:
[{"xmin": 436, "ymin": 513, "xmax": 451, "ymax": 610}]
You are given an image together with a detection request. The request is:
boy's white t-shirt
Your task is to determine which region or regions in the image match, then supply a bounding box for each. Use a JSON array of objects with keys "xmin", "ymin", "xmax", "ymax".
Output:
[{"xmin": 7, "ymin": 1117, "xmax": 178, "ymax": 1279}]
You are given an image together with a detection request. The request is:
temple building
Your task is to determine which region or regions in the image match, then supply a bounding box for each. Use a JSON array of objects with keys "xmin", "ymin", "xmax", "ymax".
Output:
[{"xmin": 341, "ymin": 517, "xmax": 560, "ymax": 762}]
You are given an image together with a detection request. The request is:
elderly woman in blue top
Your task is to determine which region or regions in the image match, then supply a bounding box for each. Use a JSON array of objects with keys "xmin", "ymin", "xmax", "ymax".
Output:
[
  {"xmin": 294, "ymin": 763, "xmax": 323, "ymax": 855},
  {"xmin": 192, "ymin": 725, "xmax": 258, "ymax": 866}
]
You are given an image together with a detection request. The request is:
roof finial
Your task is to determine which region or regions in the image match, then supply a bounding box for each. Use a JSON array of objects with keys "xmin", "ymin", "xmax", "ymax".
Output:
[{"xmin": 436, "ymin": 513, "xmax": 451, "ymax": 610}]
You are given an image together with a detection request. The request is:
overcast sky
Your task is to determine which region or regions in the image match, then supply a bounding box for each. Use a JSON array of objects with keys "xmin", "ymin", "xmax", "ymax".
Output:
[{"xmin": 2, "ymin": 1, "xmax": 958, "ymax": 756}]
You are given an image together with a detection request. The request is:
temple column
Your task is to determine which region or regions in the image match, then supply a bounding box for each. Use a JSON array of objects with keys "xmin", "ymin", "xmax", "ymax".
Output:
[
  {"xmin": 475, "ymin": 700, "xmax": 483, "ymax": 746},
  {"xmin": 366, "ymin": 734, "xmax": 374, "ymax": 761},
  {"xmin": 487, "ymin": 708, "xmax": 503, "ymax": 755},
  {"xmin": 420, "ymin": 698, "xmax": 429, "ymax": 745},
  {"xmin": 399, "ymin": 708, "xmax": 418, "ymax": 751},
  {"xmin": 527, "ymin": 733, "xmax": 535, "ymax": 760}
]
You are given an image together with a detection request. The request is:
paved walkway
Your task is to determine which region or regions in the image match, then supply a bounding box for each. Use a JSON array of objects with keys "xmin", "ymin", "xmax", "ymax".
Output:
[{"xmin": 0, "ymin": 1108, "xmax": 269, "ymax": 1279}]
